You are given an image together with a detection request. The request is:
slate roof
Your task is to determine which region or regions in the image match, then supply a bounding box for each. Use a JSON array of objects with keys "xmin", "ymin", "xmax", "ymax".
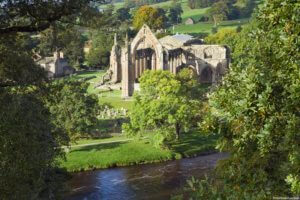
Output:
[{"xmin": 159, "ymin": 34, "xmax": 195, "ymax": 50}]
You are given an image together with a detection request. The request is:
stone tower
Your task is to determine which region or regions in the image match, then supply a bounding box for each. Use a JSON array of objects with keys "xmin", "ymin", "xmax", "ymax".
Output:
[
  {"xmin": 109, "ymin": 33, "xmax": 121, "ymax": 83},
  {"xmin": 121, "ymin": 34, "xmax": 134, "ymax": 98}
]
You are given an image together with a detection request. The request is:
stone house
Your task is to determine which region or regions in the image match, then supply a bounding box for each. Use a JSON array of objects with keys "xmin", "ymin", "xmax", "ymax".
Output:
[
  {"xmin": 185, "ymin": 18, "xmax": 195, "ymax": 25},
  {"xmin": 36, "ymin": 51, "xmax": 75, "ymax": 78}
]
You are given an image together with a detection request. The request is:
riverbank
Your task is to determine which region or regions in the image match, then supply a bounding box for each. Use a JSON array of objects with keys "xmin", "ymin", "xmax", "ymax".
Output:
[{"xmin": 60, "ymin": 131, "xmax": 218, "ymax": 172}]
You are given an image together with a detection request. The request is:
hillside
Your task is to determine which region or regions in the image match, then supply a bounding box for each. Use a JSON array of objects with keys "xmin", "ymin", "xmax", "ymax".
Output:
[{"xmin": 100, "ymin": 0, "xmax": 257, "ymax": 35}]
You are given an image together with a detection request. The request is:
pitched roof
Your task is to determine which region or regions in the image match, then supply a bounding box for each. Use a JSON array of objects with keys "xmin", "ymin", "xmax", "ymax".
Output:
[{"xmin": 159, "ymin": 34, "xmax": 195, "ymax": 49}]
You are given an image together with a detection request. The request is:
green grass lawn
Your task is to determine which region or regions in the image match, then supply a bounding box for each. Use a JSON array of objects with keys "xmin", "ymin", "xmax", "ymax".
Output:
[
  {"xmin": 60, "ymin": 131, "xmax": 218, "ymax": 172},
  {"xmin": 68, "ymin": 70, "xmax": 133, "ymax": 109}
]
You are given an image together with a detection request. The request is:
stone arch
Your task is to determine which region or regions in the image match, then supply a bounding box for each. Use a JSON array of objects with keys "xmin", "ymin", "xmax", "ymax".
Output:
[
  {"xmin": 130, "ymin": 25, "xmax": 163, "ymax": 71},
  {"xmin": 200, "ymin": 66, "xmax": 213, "ymax": 83}
]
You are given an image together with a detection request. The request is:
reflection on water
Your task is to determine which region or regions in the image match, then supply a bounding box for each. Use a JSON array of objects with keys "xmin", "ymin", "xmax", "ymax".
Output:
[{"xmin": 66, "ymin": 153, "xmax": 228, "ymax": 200}]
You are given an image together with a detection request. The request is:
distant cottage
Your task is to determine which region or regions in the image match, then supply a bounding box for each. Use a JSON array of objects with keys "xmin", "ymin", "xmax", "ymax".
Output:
[
  {"xmin": 185, "ymin": 18, "xmax": 195, "ymax": 25},
  {"xmin": 36, "ymin": 51, "xmax": 75, "ymax": 78}
]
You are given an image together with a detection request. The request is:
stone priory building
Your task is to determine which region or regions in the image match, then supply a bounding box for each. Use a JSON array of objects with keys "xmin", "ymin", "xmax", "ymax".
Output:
[{"xmin": 109, "ymin": 24, "xmax": 230, "ymax": 98}]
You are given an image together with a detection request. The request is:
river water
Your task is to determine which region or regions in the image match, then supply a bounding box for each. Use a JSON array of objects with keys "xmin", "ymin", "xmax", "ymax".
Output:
[{"xmin": 66, "ymin": 152, "xmax": 228, "ymax": 200}]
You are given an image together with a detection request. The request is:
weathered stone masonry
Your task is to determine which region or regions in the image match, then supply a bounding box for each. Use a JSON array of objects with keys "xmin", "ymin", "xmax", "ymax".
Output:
[{"xmin": 109, "ymin": 24, "xmax": 230, "ymax": 98}]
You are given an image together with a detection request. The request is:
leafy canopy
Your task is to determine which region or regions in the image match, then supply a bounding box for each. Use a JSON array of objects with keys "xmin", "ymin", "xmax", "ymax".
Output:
[
  {"xmin": 123, "ymin": 69, "xmax": 201, "ymax": 145},
  {"xmin": 201, "ymin": 0, "xmax": 300, "ymax": 197},
  {"xmin": 133, "ymin": 5, "xmax": 167, "ymax": 30}
]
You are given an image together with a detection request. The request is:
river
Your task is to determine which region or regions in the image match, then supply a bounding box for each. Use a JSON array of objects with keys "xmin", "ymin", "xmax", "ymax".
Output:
[{"xmin": 66, "ymin": 152, "xmax": 228, "ymax": 200}]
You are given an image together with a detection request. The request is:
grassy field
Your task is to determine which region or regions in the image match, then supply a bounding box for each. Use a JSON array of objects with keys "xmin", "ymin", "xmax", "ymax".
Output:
[
  {"xmin": 69, "ymin": 70, "xmax": 133, "ymax": 109},
  {"xmin": 152, "ymin": 0, "xmax": 209, "ymax": 21},
  {"xmin": 102, "ymin": 0, "xmax": 209, "ymax": 22},
  {"xmin": 172, "ymin": 18, "xmax": 250, "ymax": 34},
  {"xmin": 101, "ymin": 0, "xmax": 250, "ymax": 35},
  {"xmin": 60, "ymin": 131, "xmax": 218, "ymax": 172}
]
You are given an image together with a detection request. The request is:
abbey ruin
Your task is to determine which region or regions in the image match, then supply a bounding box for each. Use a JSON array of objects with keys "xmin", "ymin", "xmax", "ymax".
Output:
[{"xmin": 109, "ymin": 24, "xmax": 230, "ymax": 98}]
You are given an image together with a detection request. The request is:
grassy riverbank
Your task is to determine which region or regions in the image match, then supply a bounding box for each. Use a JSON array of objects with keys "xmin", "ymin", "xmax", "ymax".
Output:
[{"xmin": 60, "ymin": 131, "xmax": 218, "ymax": 172}]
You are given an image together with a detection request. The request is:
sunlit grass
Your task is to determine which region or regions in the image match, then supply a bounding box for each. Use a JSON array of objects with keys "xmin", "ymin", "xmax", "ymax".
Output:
[
  {"xmin": 60, "ymin": 131, "xmax": 217, "ymax": 172},
  {"xmin": 172, "ymin": 18, "xmax": 250, "ymax": 34},
  {"xmin": 67, "ymin": 70, "xmax": 133, "ymax": 109}
]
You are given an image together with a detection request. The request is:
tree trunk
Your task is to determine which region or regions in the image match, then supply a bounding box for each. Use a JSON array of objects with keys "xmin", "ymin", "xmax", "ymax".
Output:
[
  {"xmin": 213, "ymin": 15, "xmax": 217, "ymax": 27},
  {"xmin": 175, "ymin": 123, "xmax": 181, "ymax": 140}
]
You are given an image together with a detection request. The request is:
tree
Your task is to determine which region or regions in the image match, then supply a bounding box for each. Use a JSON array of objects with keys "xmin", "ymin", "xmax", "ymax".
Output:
[
  {"xmin": 0, "ymin": 0, "xmax": 108, "ymax": 198},
  {"xmin": 86, "ymin": 31, "xmax": 113, "ymax": 68},
  {"xmin": 0, "ymin": 0, "xmax": 106, "ymax": 34},
  {"xmin": 199, "ymin": 0, "xmax": 300, "ymax": 198},
  {"xmin": 44, "ymin": 80, "xmax": 99, "ymax": 140},
  {"xmin": 206, "ymin": 1, "xmax": 229, "ymax": 26},
  {"xmin": 168, "ymin": 3, "xmax": 183, "ymax": 24},
  {"xmin": 0, "ymin": 34, "xmax": 47, "ymax": 87},
  {"xmin": 123, "ymin": 70, "xmax": 200, "ymax": 143},
  {"xmin": 188, "ymin": 0, "xmax": 196, "ymax": 9},
  {"xmin": 205, "ymin": 28, "xmax": 238, "ymax": 49},
  {"xmin": 0, "ymin": 89, "xmax": 67, "ymax": 199},
  {"xmin": 133, "ymin": 5, "xmax": 167, "ymax": 30},
  {"xmin": 188, "ymin": 0, "xmax": 216, "ymax": 9},
  {"xmin": 38, "ymin": 24, "xmax": 86, "ymax": 69},
  {"xmin": 116, "ymin": 7, "xmax": 132, "ymax": 21}
]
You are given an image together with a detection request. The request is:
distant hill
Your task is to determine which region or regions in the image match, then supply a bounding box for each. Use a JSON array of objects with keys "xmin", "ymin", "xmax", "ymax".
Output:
[{"xmin": 100, "ymin": 0, "xmax": 262, "ymax": 35}]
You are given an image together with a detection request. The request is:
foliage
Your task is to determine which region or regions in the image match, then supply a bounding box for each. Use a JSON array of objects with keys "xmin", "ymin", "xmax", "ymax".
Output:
[
  {"xmin": 0, "ymin": 34, "xmax": 47, "ymax": 87},
  {"xmin": 38, "ymin": 24, "xmax": 86, "ymax": 69},
  {"xmin": 0, "ymin": 88, "xmax": 68, "ymax": 199},
  {"xmin": 123, "ymin": 69, "xmax": 201, "ymax": 143},
  {"xmin": 0, "ymin": 0, "xmax": 106, "ymax": 34},
  {"xmin": 201, "ymin": 0, "xmax": 300, "ymax": 197},
  {"xmin": 116, "ymin": 7, "xmax": 132, "ymax": 21},
  {"xmin": 168, "ymin": 3, "xmax": 183, "ymax": 24},
  {"xmin": 86, "ymin": 31, "xmax": 113, "ymax": 68},
  {"xmin": 206, "ymin": 1, "xmax": 229, "ymax": 26},
  {"xmin": 44, "ymin": 79, "xmax": 99, "ymax": 140},
  {"xmin": 133, "ymin": 5, "xmax": 167, "ymax": 30},
  {"xmin": 205, "ymin": 28, "xmax": 238, "ymax": 48},
  {"xmin": 0, "ymin": 0, "xmax": 110, "ymax": 199},
  {"xmin": 188, "ymin": 0, "xmax": 217, "ymax": 9}
]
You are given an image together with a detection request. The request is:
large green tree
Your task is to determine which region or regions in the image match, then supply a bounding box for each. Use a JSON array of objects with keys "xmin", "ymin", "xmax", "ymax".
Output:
[
  {"xmin": 44, "ymin": 80, "xmax": 99, "ymax": 140},
  {"xmin": 123, "ymin": 69, "xmax": 201, "ymax": 143},
  {"xmin": 0, "ymin": 0, "xmax": 106, "ymax": 34},
  {"xmin": 0, "ymin": 0, "xmax": 107, "ymax": 198},
  {"xmin": 206, "ymin": 1, "xmax": 230, "ymax": 26},
  {"xmin": 168, "ymin": 3, "xmax": 183, "ymax": 24},
  {"xmin": 86, "ymin": 31, "xmax": 113, "ymax": 68},
  {"xmin": 133, "ymin": 5, "xmax": 167, "ymax": 30},
  {"xmin": 0, "ymin": 89, "xmax": 67, "ymax": 200},
  {"xmin": 197, "ymin": 0, "xmax": 300, "ymax": 198}
]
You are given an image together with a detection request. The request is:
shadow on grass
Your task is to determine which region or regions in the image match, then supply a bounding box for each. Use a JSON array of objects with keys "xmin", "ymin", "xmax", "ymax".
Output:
[
  {"xmin": 170, "ymin": 131, "xmax": 218, "ymax": 157},
  {"xmin": 92, "ymin": 118, "xmax": 129, "ymax": 135},
  {"xmin": 71, "ymin": 141, "xmax": 128, "ymax": 153}
]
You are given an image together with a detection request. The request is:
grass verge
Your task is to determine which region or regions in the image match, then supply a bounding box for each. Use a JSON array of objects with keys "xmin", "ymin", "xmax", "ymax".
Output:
[{"xmin": 60, "ymin": 131, "xmax": 218, "ymax": 172}]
